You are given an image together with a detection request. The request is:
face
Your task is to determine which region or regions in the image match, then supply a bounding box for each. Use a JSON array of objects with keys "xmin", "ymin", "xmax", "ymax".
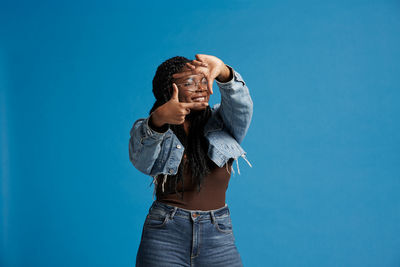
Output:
[{"xmin": 173, "ymin": 66, "xmax": 210, "ymax": 107}]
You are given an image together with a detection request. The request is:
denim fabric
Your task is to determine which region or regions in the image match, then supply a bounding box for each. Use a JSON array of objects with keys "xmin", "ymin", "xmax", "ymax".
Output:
[
  {"xmin": 136, "ymin": 201, "xmax": 244, "ymax": 267},
  {"xmin": 129, "ymin": 66, "xmax": 253, "ymax": 191}
]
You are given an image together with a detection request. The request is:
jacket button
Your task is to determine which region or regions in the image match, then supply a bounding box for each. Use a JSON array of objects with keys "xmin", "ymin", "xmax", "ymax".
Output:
[
  {"xmin": 169, "ymin": 169, "xmax": 173, "ymax": 174},
  {"xmin": 176, "ymin": 144, "xmax": 181, "ymax": 149}
]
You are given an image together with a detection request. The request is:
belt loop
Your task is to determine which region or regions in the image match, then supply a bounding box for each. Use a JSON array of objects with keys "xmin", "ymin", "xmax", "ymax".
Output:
[
  {"xmin": 170, "ymin": 207, "xmax": 178, "ymax": 219},
  {"xmin": 210, "ymin": 210, "xmax": 216, "ymax": 224}
]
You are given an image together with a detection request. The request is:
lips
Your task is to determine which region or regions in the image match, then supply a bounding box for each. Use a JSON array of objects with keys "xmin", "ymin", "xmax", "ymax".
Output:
[{"xmin": 192, "ymin": 97, "xmax": 206, "ymax": 102}]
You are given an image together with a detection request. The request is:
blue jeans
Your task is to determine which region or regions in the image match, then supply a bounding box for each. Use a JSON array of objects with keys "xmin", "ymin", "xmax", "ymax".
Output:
[{"xmin": 136, "ymin": 201, "xmax": 244, "ymax": 267}]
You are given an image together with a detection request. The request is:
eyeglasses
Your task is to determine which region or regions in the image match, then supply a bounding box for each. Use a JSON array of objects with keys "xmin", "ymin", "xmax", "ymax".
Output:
[{"xmin": 175, "ymin": 76, "xmax": 208, "ymax": 93}]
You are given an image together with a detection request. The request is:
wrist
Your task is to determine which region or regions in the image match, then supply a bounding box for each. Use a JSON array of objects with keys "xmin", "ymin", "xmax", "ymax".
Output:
[
  {"xmin": 150, "ymin": 108, "xmax": 166, "ymax": 128},
  {"xmin": 216, "ymin": 64, "xmax": 232, "ymax": 83}
]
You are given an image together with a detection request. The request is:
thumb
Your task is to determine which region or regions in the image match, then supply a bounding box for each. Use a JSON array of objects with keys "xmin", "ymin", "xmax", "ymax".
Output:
[{"xmin": 171, "ymin": 83, "xmax": 179, "ymax": 101}]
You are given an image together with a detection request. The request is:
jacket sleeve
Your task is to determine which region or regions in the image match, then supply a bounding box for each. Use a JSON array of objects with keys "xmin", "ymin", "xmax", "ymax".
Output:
[
  {"xmin": 215, "ymin": 65, "xmax": 253, "ymax": 144},
  {"xmin": 128, "ymin": 115, "xmax": 168, "ymax": 176}
]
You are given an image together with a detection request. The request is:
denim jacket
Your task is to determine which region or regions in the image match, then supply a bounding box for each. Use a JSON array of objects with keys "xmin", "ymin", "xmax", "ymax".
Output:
[{"xmin": 129, "ymin": 66, "xmax": 253, "ymax": 192}]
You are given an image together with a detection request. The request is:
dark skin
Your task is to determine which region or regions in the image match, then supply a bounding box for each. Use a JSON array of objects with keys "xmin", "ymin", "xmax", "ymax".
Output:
[
  {"xmin": 150, "ymin": 54, "xmax": 233, "ymax": 135},
  {"xmin": 150, "ymin": 54, "xmax": 235, "ymax": 191}
]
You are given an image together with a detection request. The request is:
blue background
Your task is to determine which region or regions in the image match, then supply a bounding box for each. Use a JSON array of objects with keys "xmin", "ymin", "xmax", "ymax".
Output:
[{"xmin": 1, "ymin": 1, "xmax": 400, "ymax": 266}]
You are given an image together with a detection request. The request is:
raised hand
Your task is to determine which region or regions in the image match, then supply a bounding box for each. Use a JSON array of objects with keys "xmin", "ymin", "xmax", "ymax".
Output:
[
  {"xmin": 172, "ymin": 54, "xmax": 232, "ymax": 95},
  {"xmin": 150, "ymin": 83, "xmax": 209, "ymax": 127}
]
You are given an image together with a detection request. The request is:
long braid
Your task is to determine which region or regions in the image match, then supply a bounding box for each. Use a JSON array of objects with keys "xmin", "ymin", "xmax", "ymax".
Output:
[
  {"xmin": 150, "ymin": 56, "xmax": 216, "ymax": 199},
  {"xmin": 185, "ymin": 109, "xmax": 214, "ymax": 192}
]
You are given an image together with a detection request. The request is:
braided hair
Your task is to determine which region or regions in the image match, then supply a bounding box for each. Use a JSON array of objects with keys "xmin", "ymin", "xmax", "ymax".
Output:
[{"xmin": 150, "ymin": 56, "xmax": 216, "ymax": 199}]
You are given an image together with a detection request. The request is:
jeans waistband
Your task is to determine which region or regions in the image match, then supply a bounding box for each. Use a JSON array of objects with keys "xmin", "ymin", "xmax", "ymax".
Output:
[{"xmin": 150, "ymin": 201, "xmax": 230, "ymax": 222}]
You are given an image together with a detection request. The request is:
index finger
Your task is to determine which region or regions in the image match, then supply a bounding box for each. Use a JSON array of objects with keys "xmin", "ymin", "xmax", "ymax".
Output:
[
  {"xmin": 207, "ymin": 77, "xmax": 213, "ymax": 95},
  {"xmin": 191, "ymin": 60, "xmax": 208, "ymax": 67},
  {"xmin": 172, "ymin": 66, "xmax": 208, "ymax": 79},
  {"xmin": 172, "ymin": 71, "xmax": 195, "ymax": 79},
  {"xmin": 181, "ymin": 102, "xmax": 209, "ymax": 110}
]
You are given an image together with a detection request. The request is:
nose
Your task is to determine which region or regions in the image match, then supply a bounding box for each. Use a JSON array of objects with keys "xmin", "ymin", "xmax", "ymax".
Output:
[
  {"xmin": 197, "ymin": 82, "xmax": 207, "ymax": 91},
  {"xmin": 195, "ymin": 88, "xmax": 208, "ymax": 95}
]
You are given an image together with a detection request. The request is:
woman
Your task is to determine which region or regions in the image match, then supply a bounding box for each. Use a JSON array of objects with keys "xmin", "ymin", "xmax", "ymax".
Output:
[{"xmin": 129, "ymin": 54, "xmax": 253, "ymax": 266}]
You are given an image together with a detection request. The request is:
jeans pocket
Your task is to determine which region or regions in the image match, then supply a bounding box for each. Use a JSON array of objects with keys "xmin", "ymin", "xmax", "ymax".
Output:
[
  {"xmin": 144, "ymin": 207, "xmax": 170, "ymax": 228},
  {"xmin": 214, "ymin": 215, "xmax": 233, "ymax": 233}
]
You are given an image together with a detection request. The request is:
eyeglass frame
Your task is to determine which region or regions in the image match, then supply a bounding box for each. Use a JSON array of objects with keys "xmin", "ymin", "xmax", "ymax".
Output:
[{"xmin": 173, "ymin": 75, "xmax": 208, "ymax": 93}]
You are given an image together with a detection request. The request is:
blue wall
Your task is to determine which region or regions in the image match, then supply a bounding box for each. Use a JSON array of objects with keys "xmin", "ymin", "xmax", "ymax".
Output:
[{"xmin": 1, "ymin": 1, "xmax": 400, "ymax": 266}]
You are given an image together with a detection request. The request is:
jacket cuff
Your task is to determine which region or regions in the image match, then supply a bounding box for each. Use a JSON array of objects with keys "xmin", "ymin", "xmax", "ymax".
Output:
[
  {"xmin": 143, "ymin": 115, "xmax": 169, "ymax": 138},
  {"xmin": 215, "ymin": 65, "xmax": 246, "ymax": 88}
]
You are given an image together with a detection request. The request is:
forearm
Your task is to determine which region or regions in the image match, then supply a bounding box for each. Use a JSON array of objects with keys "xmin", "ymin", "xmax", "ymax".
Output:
[
  {"xmin": 129, "ymin": 117, "xmax": 166, "ymax": 175},
  {"xmin": 216, "ymin": 64, "xmax": 233, "ymax": 83},
  {"xmin": 216, "ymin": 66, "xmax": 253, "ymax": 144},
  {"xmin": 149, "ymin": 112, "xmax": 169, "ymax": 133}
]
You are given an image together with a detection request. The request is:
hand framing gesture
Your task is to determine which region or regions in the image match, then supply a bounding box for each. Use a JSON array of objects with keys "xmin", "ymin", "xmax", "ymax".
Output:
[
  {"xmin": 150, "ymin": 82, "xmax": 209, "ymax": 127},
  {"xmin": 172, "ymin": 54, "xmax": 232, "ymax": 95},
  {"xmin": 150, "ymin": 54, "xmax": 231, "ymax": 128}
]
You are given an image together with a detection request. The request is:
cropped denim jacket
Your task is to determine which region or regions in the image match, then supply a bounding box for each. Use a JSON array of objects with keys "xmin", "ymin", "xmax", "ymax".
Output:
[{"xmin": 129, "ymin": 66, "xmax": 253, "ymax": 193}]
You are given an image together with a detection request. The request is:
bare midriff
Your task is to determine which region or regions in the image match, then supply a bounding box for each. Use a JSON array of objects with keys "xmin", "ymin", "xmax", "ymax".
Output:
[{"xmin": 156, "ymin": 158, "xmax": 233, "ymax": 211}]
